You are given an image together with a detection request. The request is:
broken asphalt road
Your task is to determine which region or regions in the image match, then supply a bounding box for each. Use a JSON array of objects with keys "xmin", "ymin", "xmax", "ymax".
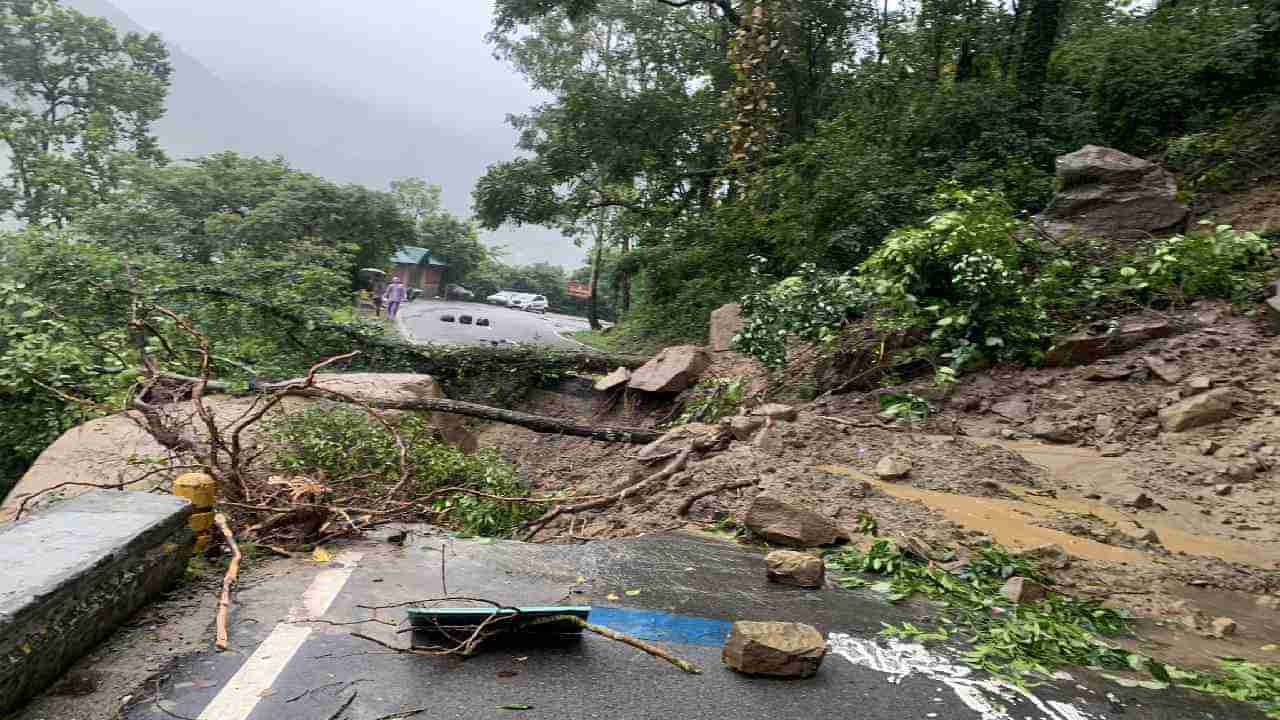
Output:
[{"xmin": 126, "ymin": 533, "xmax": 1264, "ymax": 720}]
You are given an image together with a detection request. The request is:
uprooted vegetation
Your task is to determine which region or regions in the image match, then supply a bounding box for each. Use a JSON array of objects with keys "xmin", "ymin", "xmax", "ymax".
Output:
[{"xmin": 829, "ymin": 537, "xmax": 1280, "ymax": 717}]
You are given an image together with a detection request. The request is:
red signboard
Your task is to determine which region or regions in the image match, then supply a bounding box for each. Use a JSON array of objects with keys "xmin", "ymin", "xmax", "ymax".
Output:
[{"xmin": 567, "ymin": 281, "xmax": 592, "ymax": 299}]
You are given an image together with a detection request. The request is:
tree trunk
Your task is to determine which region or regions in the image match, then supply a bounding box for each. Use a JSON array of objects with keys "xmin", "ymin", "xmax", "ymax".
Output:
[
  {"xmin": 620, "ymin": 235, "xmax": 632, "ymax": 315},
  {"xmin": 280, "ymin": 388, "xmax": 660, "ymax": 444},
  {"xmin": 1015, "ymin": 0, "xmax": 1064, "ymax": 115},
  {"xmin": 589, "ymin": 220, "xmax": 605, "ymax": 331}
]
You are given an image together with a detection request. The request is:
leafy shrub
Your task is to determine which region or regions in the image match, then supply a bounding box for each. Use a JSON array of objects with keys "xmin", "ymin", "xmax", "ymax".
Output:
[
  {"xmin": 667, "ymin": 376, "xmax": 747, "ymax": 427},
  {"xmin": 735, "ymin": 260, "xmax": 869, "ymax": 369},
  {"xmin": 266, "ymin": 406, "xmax": 542, "ymax": 536},
  {"xmin": 1138, "ymin": 223, "xmax": 1273, "ymax": 302},
  {"xmin": 858, "ymin": 187, "xmax": 1049, "ymax": 362}
]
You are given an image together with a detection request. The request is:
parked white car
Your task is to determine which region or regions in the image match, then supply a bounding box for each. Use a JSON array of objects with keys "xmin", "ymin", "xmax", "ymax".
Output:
[
  {"xmin": 523, "ymin": 295, "xmax": 549, "ymax": 314},
  {"xmin": 506, "ymin": 292, "xmax": 536, "ymax": 310},
  {"xmin": 486, "ymin": 291, "xmax": 517, "ymax": 305}
]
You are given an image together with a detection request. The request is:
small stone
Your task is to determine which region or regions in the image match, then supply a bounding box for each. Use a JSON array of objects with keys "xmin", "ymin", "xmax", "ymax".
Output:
[
  {"xmin": 727, "ymin": 415, "xmax": 765, "ymax": 442},
  {"xmin": 722, "ymin": 621, "xmax": 827, "ymax": 678},
  {"xmin": 1094, "ymin": 414, "xmax": 1116, "ymax": 437},
  {"xmin": 1256, "ymin": 596, "xmax": 1280, "ymax": 611},
  {"xmin": 1000, "ymin": 576, "xmax": 1048, "ymax": 604},
  {"xmin": 1213, "ymin": 484, "xmax": 1234, "ymax": 496},
  {"xmin": 1029, "ymin": 417, "xmax": 1078, "ymax": 444},
  {"xmin": 1123, "ymin": 526, "xmax": 1161, "ymax": 546},
  {"xmin": 1099, "ymin": 443, "xmax": 1128, "ymax": 457},
  {"xmin": 1119, "ymin": 492, "xmax": 1154, "ymax": 509},
  {"xmin": 1227, "ymin": 463, "xmax": 1257, "ymax": 482},
  {"xmin": 1144, "ymin": 355, "xmax": 1185, "ymax": 384},
  {"xmin": 1199, "ymin": 440, "xmax": 1220, "ymax": 456},
  {"xmin": 1210, "ymin": 617, "xmax": 1237, "ymax": 639},
  {"xmin": 752, "ymin": 403, "xmax": 798, "ymax": 422},
  {"xmin": 765, "ymin": 550, "xmax": 825, "ymax": 589},
  {"xmin": 874, "ymin": 456, "xmax": 913, "ymax": 480},
  {"xmin": 1158, "ymin": 388, "xmax": 1237, "ymax": 432},
  {"xmin": 991, "ymin": 399, "xmax": 1033, "ymax": 422},
  {"xmin": 1186, "ymin": 376, "xmax": 1213, "ymax": 393}
]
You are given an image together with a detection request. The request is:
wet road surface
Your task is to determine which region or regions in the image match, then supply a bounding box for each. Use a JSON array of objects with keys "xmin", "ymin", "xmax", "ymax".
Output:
[
  {"xmin": 399, "ymin": 301, "xmax": 587, "ymax": 349},
  {"xmin": 125, "ymin": 532, "xmax": 1264, "ymax": 720}
]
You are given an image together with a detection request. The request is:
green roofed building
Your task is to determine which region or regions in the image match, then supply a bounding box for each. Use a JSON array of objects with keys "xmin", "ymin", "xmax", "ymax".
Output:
[{"xmin": 390, "ymin": 246, "xmax": 449, "ymax": 298}]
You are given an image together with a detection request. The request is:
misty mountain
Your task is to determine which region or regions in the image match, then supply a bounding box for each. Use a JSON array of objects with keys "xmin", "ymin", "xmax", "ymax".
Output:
[{"xmin": 59, "ymin": 0, "xmax": 583, "ymax": 268}]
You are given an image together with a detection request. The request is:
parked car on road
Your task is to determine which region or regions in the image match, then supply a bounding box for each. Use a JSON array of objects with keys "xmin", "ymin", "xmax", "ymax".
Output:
[
  {"xmin": 486, "ymin": 291, "xmax": 516, "ymax": 305},
  {"xmin": 446, "ymin": 284, "xmax": 474, "ymax": 301},
  {"xmin": 523, "ymin": 295, "xmax": 549, "ymax": 314},
  {"xmin": 506, "ymin": 293, "xmax": 535, "ymax": 310}
]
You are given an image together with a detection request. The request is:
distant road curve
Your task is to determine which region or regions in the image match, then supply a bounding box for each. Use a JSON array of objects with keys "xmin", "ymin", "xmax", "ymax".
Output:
[{"xmin": 398, "ymin": 300, "xmax": 589, "ymax": 349}]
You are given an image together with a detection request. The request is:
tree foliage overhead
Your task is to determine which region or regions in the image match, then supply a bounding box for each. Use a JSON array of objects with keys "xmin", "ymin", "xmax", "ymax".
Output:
[
  {"xmin": 0, "ymin": 0, "xmax": 171, "ymax": 225},
  {"xmin": 478, "ymin": 0, "xmax": 1280, "ymax": 345}
]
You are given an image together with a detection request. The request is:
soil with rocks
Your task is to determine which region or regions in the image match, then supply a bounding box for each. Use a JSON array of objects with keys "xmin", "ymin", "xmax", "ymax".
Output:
[{"xmin": 480, "ymin": 301, "xmax": 1280, "ymax": 672}]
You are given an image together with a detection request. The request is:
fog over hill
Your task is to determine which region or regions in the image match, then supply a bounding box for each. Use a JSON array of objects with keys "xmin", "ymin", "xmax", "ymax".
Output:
[{"xmin": 60, "ymin": 0, "xmax": 584, "ymax": 268}]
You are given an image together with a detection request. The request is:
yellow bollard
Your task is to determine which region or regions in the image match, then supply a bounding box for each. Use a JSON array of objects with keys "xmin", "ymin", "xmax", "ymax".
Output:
[{"xmin": 174, "ymin": 472, "xmax": 217, "ymax": 551}]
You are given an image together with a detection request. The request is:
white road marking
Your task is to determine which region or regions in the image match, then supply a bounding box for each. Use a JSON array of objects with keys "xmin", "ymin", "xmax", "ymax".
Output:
[
  {"xmin": 827, "ymin": 633, "xmax": 1102, "ymax": 720},
  {"xmin": 198, "ymin": 551, "xmax": 363, "ymax": 720}
]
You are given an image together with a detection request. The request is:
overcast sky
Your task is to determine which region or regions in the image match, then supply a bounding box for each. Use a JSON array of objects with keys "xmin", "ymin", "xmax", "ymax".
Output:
[{"xmin": 100, "ymin": 0, "xmax": 584, "ymax": 268}]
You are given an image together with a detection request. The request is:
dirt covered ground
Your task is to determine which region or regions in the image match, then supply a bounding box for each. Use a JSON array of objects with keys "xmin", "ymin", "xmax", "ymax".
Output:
[{"xmin": 480, "ymin": 301, "xmax": 1280, "ymax": 672}]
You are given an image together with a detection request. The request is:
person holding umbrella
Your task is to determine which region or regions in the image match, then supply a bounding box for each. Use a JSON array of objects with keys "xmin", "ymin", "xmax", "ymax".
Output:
[{"xmin": 383, "ymin": 276, "xmax": 407, "ymax": 319}]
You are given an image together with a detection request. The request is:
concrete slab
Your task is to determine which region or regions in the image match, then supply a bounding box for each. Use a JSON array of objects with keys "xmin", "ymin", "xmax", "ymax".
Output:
[
  {"xmin": 0, "ymin": 490, "xmax": 193, "ymax": 715},
  {"xmin": 118, "ymin": 532, "xmax": 1266, "ymax": 720}
]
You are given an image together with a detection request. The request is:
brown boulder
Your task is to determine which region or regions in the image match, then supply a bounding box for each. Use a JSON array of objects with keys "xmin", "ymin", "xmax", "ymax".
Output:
[
  {"xmin": 765, "ymin": 550, "xmax": 825, "ymax": 588},
  {"xmin": 709, "ymin": 303, "xmax": 745, "ymax": 352},
  {"xmin": 745, "ymin": 494, "xmax": 843, "ymax": 547},
  {"xmin": 722, "ymin": 621, "xmax": 827, "ymax": 678},
  {"xmin": 1043, "ymin": 145, "xmax": 1189, "ymax": 239},
  {"xmin": 628, "ymin": 345, "xmax": 710, "ymax": 393},
  {"xmin": 1158, "ymin": 388, "xmax": 1237, "ymax": 432},
  {"xmin": 594, "ymin": 366, "xmax": 632, "ymax": 392},
  {"xmin": 1046, "ymin": 320, "xmax": 1174, "ymax": 366},
  {"xmin": 990, "ymin": 398, "xmax": 1033, "ymax": 422}
]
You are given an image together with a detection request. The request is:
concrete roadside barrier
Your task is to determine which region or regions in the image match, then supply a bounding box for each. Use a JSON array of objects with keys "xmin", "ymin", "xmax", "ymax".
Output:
[{"xmin": 0, "ymin": 490, "xmax": 194, "ymax": 715}]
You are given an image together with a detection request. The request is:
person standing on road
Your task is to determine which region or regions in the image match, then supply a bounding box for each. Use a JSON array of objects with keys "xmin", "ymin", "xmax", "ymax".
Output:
[
  {"xmin": 384, "ymin": 277, "xmax": 407, "ymax": 319},
  {"xmin": 371, "ymin": 280, "xmax": 385, "ymax": 317}
]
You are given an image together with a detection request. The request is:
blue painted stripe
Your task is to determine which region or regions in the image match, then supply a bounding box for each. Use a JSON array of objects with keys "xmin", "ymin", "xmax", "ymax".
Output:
[{"xmin": 589, "ymin": 606, "xmax": 731, "ymax": 646}]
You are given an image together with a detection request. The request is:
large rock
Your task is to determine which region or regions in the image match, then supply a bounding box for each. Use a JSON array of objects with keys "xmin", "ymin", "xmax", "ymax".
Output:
[
  {"xmin": 1158, "ymin": 388, "xmax": 1237, "ymax": 432},
  {"xmin": 1045, "ymin": 320, "xmax": 1174, "ymax": 366},
  {"xmin": 745, "ymin": 494, "xmax": 843, "ymax": 547},
  {"xmin": 765, "ymin": 550, "xmax": 826, "ymax": 588},
  {"xmin": 628, "ymin": 345, "xmax": 711, "ymax": 393},
  {"xmin": 594, "ymin": 366, "xmax": 632, "ymax": 392},
  {"xmin": 1043, "ymin": 145, "xmax": 1189, "ymax": 239},
  {"xmin": 709, "ymin": 303, "xmax": 745, "ymax": 352},
  {"xmin": 722, "ymin": 621, "xmax": 827, "ymax": 678},
  {"xmin": 3, "ymin": 373, "xmax": 474, "ymax": 518}
]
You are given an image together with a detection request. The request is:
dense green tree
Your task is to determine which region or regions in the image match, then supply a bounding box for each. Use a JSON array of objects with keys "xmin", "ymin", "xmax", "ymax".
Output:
[
  {"xmin": 0, "ymin": 0, "xmax": 171, "ymax": 225},
  {"xmin": 75, "ymin": 152, "xmax": 416, "ymax": 284},
  {"xmin": 389, "ymin": 177, "xmax": 491, "ymax": 287}
]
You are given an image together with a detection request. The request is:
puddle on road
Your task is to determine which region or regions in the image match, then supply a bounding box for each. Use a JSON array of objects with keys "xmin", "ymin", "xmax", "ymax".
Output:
[
  {"xmin": 987, "ymin": 440, "xmax": 1275, "ymax": 567},
  {"xmin": 823, "ymin": 437, "xmax": 1273, "ymax": 569},
  {"xmin": 821, "ymin": 464, "xmax": 1148, "ymax": 563}
]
